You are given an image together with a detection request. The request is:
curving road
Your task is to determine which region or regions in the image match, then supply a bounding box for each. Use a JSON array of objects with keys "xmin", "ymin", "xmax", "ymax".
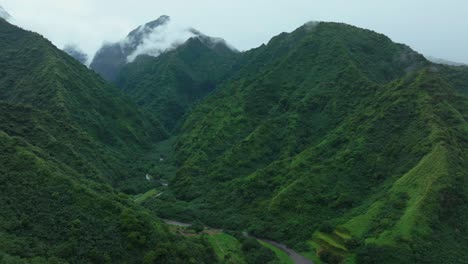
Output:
[
  {"xmin": 163, "ymin": 219, "xmax": 191, "ymax": 227},
  {"xmin": 163, "ymin": 219, "xmax": 313, "ymax": 264},
  {"xmin": 257, "ymin": 238, "xmax": 313, "ymax": 264}
]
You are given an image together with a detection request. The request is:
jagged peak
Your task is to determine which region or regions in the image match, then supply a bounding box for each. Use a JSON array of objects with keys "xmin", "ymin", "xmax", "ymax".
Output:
[{"xmin": 90, "ymin": 15, "xmax": 237, "ymax": 80}]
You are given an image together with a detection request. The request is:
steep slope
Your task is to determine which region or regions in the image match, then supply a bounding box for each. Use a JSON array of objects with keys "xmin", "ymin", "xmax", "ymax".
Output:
[
  {"xmin": 0, "ymin": 124, "xmax": 216, "ymax": 264},
  {"xmin": 0, "ymin": 19, "xmax": 167, "ymax": 184},
  {"xmin": 63, "ymin": 44, "xmax": 89, "ymax": 65},
  {"xmin": 0, "ymin": 5, "xmax": 11, "ymax": 21},
  {"xmin": 116, "ymin": 35, "xmax": 238, "ymax": 130},
  {"xmin": 90, "ymin": 15, "xmax": 172, "ymax": 82},
  {"xmin": 152, "ymin": 22, "xmax": 467, "ymax": 263},
  {"xmin": 91, "ymin": 16, "xmax": 238, "ymax": 131},
  {"xmin": 0, "ymin": 19, "xmax": 217, "ymax": 263}
]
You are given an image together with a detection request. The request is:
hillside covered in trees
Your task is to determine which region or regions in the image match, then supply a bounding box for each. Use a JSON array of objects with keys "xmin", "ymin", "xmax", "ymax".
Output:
[{"xmin": 1, "ymin": 11, "xmax": 467, "ymax": 264}]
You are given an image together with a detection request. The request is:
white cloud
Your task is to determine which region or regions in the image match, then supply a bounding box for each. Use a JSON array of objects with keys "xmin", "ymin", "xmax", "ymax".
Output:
[
  {"xmin": 123, "ymin": 19, "xmax": 196, "ymax": 62},
  {"xmin": 0, "ymin": 5, "xmax": 11, "ymax": 20},
  {"xmin": 1, "ymin": 0, "xmax": 467, "ymax": 63}
]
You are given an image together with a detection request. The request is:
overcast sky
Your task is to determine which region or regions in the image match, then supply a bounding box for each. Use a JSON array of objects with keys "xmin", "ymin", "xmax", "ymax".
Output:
[{"xmin": 1, "ymin": 0, "xmax": 467, "ymax": 63}]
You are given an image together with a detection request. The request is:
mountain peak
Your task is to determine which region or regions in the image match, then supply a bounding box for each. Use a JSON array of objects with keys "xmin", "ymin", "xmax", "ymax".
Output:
[
  {"xmin": 146, "ymin": 15, "xmax": 170, "ymax": 28},
  {"xmin": 91, "ymin": 16, "xmax": 236, "ymax": 81},
  {"xmin": 127, "ymin": 15, "xmax": 170, "ymax": 39}
]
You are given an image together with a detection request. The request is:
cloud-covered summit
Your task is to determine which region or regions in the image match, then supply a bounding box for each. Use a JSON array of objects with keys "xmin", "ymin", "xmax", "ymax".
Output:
[
  {"xmin": 123, "ymin": 15, "xmax": 197, "ymax": 62},
  {"xmin": 90, "ymin": 15, "xmax": 235, "ymax": 82},
  {"xmin": 0, "ymin": 5, "xmax": 12, "ymax": 20},
  {"xmin": 63, "ymin": 44, "xmax": 89, "ymax": 65}
]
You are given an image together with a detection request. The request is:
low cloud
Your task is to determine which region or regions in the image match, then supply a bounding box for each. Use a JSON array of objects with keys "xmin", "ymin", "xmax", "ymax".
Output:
[
  {"xmin": 125, "ymin": 19, "xmax": 196, "ymax": 62},
  {"xmin": 63, "ymin": 44, "xmax": 89, "ymax": 65},
  {"xmin": 0, "ymin": 5, "xmax": 12, "ymax": 20}
]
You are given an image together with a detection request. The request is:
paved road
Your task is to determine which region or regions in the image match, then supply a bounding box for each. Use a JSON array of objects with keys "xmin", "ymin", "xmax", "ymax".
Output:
[
  {"xmin": 163, "ymin": 219, "xmax": 191, "ymax": 227},
  {"xmin": 163, "ymin": 219, "xmax": 313, "ymax": 264},
  {"xmin": 258, "ymin": 238, "xmax": 313, "ymax": 264}
]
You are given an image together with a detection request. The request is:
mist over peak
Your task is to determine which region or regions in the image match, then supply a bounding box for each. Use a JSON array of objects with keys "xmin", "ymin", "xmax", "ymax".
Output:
[
  {"xmin": 124, "ymin": 16, "xmax": 198, "ymax": 62},
  {"xmin": 425, "ymin": 55, "xmax": 467, "ymax": 66},
  {"xmin": 63, "ymin": 44, "xmax": 89, "ymax": 65},
  {"xmin": 122, "ymin": 15, "xmax": 171, "ymax": 53},
  {"xmin": 0, "ymin": 5, "xmax": 12, "ymax": 21},
  {"xmin": 191, "ymin": 30, "xmax": 239, "ymax": 52},
  {"xmin": 90, "ymin": 15, "xmax": 236, "ymax": 81}
]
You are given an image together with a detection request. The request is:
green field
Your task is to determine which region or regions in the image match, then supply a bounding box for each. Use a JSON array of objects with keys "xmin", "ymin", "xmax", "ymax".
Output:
[
  {"xmin": 207, "ymin": 233, "xmax": 246, "ymax": 264},
  {"xmin": 133, "ymin": 188, "xmax": 159, "ymax": 204}
]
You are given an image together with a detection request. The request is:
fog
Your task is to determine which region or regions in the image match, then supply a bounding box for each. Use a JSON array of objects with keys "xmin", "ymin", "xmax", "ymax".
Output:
[
  {"xmin": 123, "ymin": 17, "xmax": 196, "ymax": 62},
  {"xmin": 1, "ymin": 0, "xmax": 467, "ymax": 64}
]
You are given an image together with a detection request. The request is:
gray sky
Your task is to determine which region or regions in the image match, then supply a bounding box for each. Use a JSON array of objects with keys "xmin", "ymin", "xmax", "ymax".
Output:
[{"xmin": 1, "ymin": 0, "xmax": 468, "ymax": 63}]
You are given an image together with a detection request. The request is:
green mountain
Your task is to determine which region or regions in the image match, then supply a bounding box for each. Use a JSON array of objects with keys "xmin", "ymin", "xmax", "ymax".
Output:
[
  {"xmin": 90, "ymin": 16, "xmax": 171, "ymax": 82},
  {"xmin": 148, "ymin": 22, "xmax": 468, "ymax": 263},
  {"xmin": 63, "ymin": 44, "xmax": 89, "ymax": 65},
  {"xmin": 0, "ymin": 18, "xmax": 169, "ymax": 184},
  {"xmin": 2, "ymin": 13, "xmax": 467, "ymax": 264},
  {"xmin": 0, "ymin": 19, "xmax": 217, "ymax": 263},
  {"xmin": 115, "ymin": 35, "xmax": 238, "ymax": 130},
  {"xmin": 90, "ymin": 16, "xmax": 238, "ymax": 131}
]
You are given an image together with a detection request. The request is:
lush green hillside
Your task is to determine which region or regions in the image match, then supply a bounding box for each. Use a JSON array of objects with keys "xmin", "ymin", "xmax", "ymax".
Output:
[
  {"xmin": 2, "ymin": 15, "xmax": 467, "ymax": 264},
  {"xmin": 150, "ymin": 22, "xmax": 468, "ymax": 263},
  {"xmin": 91, "ymin": 16, "xmax": 238, "ymax": 131},
  {"xmin": 0, "ymin": 18, "xmax": 168, "ymax": 184},
  {"xmin": 0, "ymin": 19, "xmax": 217, "ymax": 263},
  {"xmin": 0, "ymin": 126, "xmax": 216, "ymax": 263},
  {"xmin": 115, "ymin": 35, "xmax": 238, "ymax": 131}
]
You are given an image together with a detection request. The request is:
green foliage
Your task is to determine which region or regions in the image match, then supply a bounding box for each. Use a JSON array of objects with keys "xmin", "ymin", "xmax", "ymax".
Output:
[
  {"xmin": 258, "ymin": 240, "xmax": 294, "ymax": 264},
  {"xmin": 206, "ymin": 233, "xmax": 247, "ymax": 264},
  {"xmin": 151, "ymin": 22, "xmax": 468, "ymax": 263},
  {"xmin": 0, "ymin": 19, "xmax": 216, "ymax": 264},
  {"xmin": 1, "ymin": 16, "xmax": 468, "ymax": 264},
  {"xmin": 238, "ymin": 236, "xmax": 277, "ymax": 264},
  {"xmin": 318, "ymin": 249, "xmax": 344, "ymax": 264},
  {"xmin": 190, "ymin": 221, "xmax": 205, "ymax": 233},
  {"xmin": 356, "ymin": 244, "xmax": 413, "ymax": 264},
  {"xmin": 116, "ymin": 37, "xmax": 238, "ymax": 131},
  {"xmin": 0, "ymin": 19, "xmax": 168, "ymax": 185}
]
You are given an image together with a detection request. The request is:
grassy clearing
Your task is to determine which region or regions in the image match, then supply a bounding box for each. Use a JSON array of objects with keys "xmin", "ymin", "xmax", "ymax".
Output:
[
  {"xmin": 314, "ymin": 232, "xmax": 347, "ymax": 251},
  {"xmin": 206, "ymin": 233, "xmax": 246, "ymax": 264},
  {"xmin": 133, "ymin": 188, "xmax": 158, "ymax": 204},
  {"xmin": 301, "ymin": 241, "xmax": 323, "ymax": 264}
]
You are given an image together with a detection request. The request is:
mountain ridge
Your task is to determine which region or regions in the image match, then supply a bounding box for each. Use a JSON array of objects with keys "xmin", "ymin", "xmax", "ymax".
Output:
[
  {"xmin": 90, "ymin": 16, "xmax": 236, "ymax": 82},
  {"xmin": 142, "ymin": 21, "xmax": 468, "ymax": 264},
  {"xmin": 0, "ymin": 5, "xmax": 11, "ymax": 20},
  {"xmin": 1, "ymin": 15, "xmax": 467, "ymax": 264},
  {"xmin": 0, "ymin": 18, "xmax": 219, "ymax": 263},
  {"xmin": 115, "ymin": 34, "xmax": 239, "ymax": 131}
]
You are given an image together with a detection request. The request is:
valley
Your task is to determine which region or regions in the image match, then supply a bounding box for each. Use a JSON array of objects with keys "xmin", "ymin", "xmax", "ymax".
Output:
[
  {"xmin": 0, "ymin": 8, "xmax": 467, "ymax": 264},
  {"xmin": 118, "ymin": 20, "xmax": 468, "ymax": 263}
]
